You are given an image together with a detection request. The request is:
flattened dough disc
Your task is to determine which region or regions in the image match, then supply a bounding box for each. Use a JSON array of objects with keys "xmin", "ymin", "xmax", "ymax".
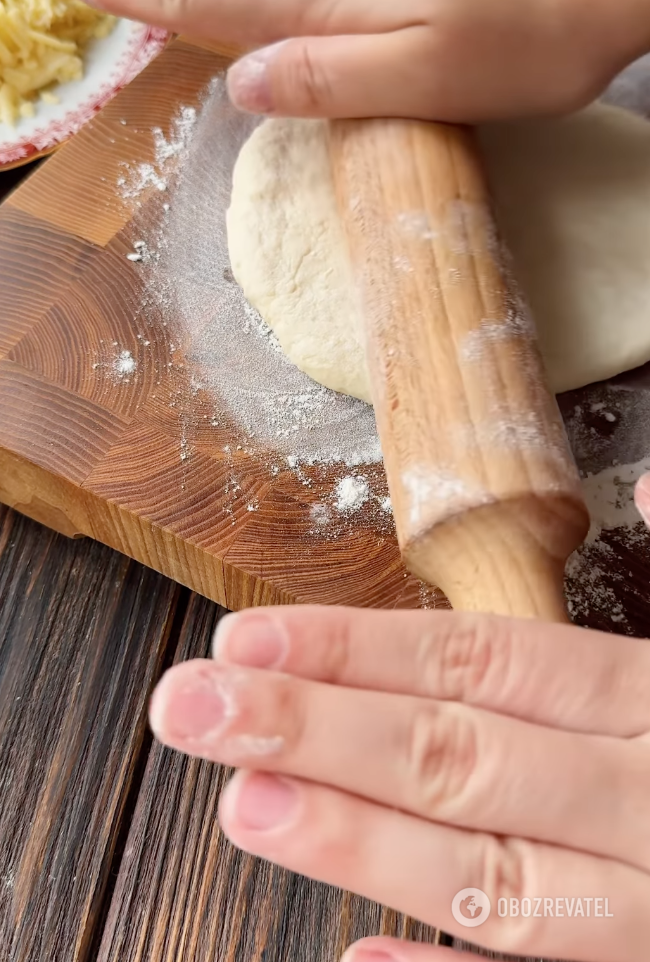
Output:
[{"xmin": 227, "ymin": 103, "xmax": 650, "ymax": 403}]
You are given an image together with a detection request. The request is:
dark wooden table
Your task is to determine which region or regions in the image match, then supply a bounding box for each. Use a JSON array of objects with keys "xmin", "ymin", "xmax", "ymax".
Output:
[
  {"xmin": 0, "ymin": 157, "xmax": 629, "ymax": 962},
  {"xmin": 1, "ymin": 497, "xmax": 453, "ymax": 962}
]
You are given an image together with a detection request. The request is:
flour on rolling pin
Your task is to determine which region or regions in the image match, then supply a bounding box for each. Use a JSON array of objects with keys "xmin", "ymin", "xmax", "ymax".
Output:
[
  {"xmin": 402, "ymin": 466, "xmax": 491, "ymax": 531},
  {"xmin": 106, "ymin": 70, "xmax": 650, "ymax": 624},
  {"xmin": 394, "ymin": 210, "xmax": 438, "ymax": 242},
  {"xmin": 459, "ymin": 310, "xmax": 534, "ymax": 363}
]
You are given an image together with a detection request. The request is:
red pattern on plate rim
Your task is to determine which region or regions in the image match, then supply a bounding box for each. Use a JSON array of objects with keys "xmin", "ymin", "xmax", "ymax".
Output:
[{"xmin": 0, "ymin": 25, "xmax": 169, "ymax": 167}]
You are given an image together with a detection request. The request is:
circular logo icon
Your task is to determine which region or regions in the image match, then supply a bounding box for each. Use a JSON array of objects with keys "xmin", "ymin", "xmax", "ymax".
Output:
[{"xmin": 451, "ymin": 888, "xmax": 491, "ymax": 928}]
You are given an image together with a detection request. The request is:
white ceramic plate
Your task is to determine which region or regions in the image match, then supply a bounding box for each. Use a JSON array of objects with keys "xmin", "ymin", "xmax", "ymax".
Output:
[{"xmin": 0, "ymin": 19, "xmax": 169, "ymax": 171}]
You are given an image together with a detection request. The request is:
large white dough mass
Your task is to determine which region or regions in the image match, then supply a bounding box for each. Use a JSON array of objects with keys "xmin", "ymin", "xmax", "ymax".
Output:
[{"xmin": 227, "ymin": 104, "xmax": 650, "ymax": 403}]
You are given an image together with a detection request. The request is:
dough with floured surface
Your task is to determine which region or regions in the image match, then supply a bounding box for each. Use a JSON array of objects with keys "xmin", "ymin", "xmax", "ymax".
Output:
[
  {"xmin": 227, "ymin": 103, "xmax": 650, "ymax": 402},
  {"xmin": 226, "ymin": 118, "xmax": 369, "ymax": 401}
]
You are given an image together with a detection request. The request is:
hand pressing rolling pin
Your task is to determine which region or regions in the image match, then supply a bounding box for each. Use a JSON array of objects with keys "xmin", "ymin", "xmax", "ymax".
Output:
[
  {"xmin": 90, "ymin": 0, "xmax": 650, "ymax": 958},
  {"xmin": 90, "ymin": 0, "xmax": 650, "ymax": 121}
]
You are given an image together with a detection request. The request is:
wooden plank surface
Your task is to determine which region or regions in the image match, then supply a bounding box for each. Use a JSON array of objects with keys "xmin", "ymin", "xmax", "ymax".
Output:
[
  {"xmin": 0, "ymin": 504, "xmax": 182, "ymax": 962},
  {"xmin": 0, "ymin": 504, "xmax": 442, "ymax": 962},
  {"xmin": 97, "ymin": 592, "xmax": 438, "ymax": 962},
  {"xmin": 0, "ymin": 500, "xmax": 573, "ymax": 962},
  {"xmin": 0, "ymin": 38, "xmax": 429, "ymax": 614}
]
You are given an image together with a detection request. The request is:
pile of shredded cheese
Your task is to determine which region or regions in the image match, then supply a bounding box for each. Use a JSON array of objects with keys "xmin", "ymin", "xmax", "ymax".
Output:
[{"xmin": 0, "ymin": 0, "xmax": 115, "ymax": 125}]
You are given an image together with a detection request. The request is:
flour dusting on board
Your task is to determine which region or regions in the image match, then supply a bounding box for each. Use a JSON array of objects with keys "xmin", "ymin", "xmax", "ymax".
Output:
[
  {"xmin": 114, "ymin": 350, "xmax": 137, "ymax": 377},
  {"xmin": 336, "ymin": 476, "xmax": 370, "ymax": 512},
  {"xmin": 141, "ymin": 80, "xmax": 383, "ymax": 475},
  {"xmin": 108, "ymin": 63, "xmax": 650, "ymax": 621},
  {"xmin": 116, "ymin": 105, "xmax": 198, "ymax": 200}
]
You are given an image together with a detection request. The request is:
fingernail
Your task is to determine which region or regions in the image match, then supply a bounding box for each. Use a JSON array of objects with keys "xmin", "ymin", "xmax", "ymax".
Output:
[
  {"xmin": 227, "ymin": 43, "xmax": 286, "ymax": 113},
  {"xmin": 213, "ymin": 613, "xmax": 288, "ymax": 669},
  {"xmin": 635, "ymin": 473, "xmax": 650, "ymax": 522},
  {"xmin": 237, "ymin": 772, "xmax": 299, "ymax": 830},
  {"xmin": 345, "ymin": 951, "xmax": 397, "ymax": 962},
  {"xmin": 149, "ymin": 665, "xmax": 235, "ymax": 743}
]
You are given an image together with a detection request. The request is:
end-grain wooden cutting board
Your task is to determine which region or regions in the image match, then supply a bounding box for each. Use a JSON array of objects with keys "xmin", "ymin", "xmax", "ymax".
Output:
[{"xmin": 0, "ymin": 38, "xmax": 441, "ymax": 612}]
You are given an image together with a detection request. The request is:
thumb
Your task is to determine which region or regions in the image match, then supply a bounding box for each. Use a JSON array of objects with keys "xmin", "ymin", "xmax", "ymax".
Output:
[{"xmin": 226, "ymin": 33, "xmax": 421, "ymax": 119}]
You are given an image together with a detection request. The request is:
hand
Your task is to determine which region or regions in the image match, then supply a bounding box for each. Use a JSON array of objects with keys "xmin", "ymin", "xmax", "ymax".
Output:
[
  {"xmin": 88, "ymin": 0, "xmax": 650, "ymax": 122},
  {"xmin": 149, "ymin": 601, "xmax": 650, "ymax": 961}
]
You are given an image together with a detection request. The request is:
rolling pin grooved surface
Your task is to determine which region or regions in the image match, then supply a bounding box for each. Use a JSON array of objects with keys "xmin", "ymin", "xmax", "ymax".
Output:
[{"xmin": 329, "ymin": 118, "xmax": 589, "ymax": 619}]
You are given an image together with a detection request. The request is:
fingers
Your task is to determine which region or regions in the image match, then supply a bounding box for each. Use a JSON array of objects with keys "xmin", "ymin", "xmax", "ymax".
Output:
[
  {"xmin": 85, "ymin": 0, "xmax": 619, "ymax": 122},
  {"xmin": 219, "ymin": 770, "xmax": 650, "ymax": 962},
  {"xmin": 227, "ymin": 31, "xmax": 434, "ymax": 119},
  {"xmin": 86, "ymin": 0, "xmax": 404, "ymax": 46},
  {"xmin": 213, "ymin": 607, "xmax": 650, "ymax": 737},
  {"xmin": 635, "ymin": 475, "xmax": 650, "ymax": 527},
  {"xmin": 85, "ymin": 0, "xmax": 303, "ymax": 44},
  {"xmin": 150, "ymin": 660, "xmax": 650, "ymax": 872}
]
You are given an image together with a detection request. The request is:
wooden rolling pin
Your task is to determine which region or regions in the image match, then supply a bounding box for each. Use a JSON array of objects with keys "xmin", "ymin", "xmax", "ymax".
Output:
[{"xmin": 328, "ymin": 120, "xmax": 589, "ymax": 621}]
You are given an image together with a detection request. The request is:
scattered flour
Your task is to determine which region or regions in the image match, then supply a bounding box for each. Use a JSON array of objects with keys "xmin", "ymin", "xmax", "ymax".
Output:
[
  {"xmin": 110, "ymin": 85, "xmax": 384, "ymax": 485},
  {"xmin": 114, "ymin": 350, "xmax": 136, "ymax": 378},
  {"xmin": 418, "ymin": 581, "xmax": 449, "ymax": 610},
  {"xmin": 142, "ymin": 80, "xmax": 383, "ymax": 471},
  {"xmin": 310, "ymin": 503, "xmax": 331, "ymax": 527},
  {"xmin": 563, "ymin": 406, "xmax": 650, "ymax": 632},
  {"xmin": 565, "ymin": 540, "xmax": 631, "ymax": 627},
  {"xmin": 126, "ymin": 239, "xmax": 157, "ymax": 265},
  {"xmin": 117, "ymin": 105, "xmax": 198, "ymax": 201},
  {"xmin": 581, "ymin": 459, "xmax": 650, "ymax": 542},
  {"xmin": 226, "ymin": 734, "xmax": 285, "ymax": 757},
  {"xmin": 335, "ymin": 476, "xmax": 370, "ymax": 513},
  {"xmin": 110, "ymin": 85, "xmax": 387, "ymax": 512}
]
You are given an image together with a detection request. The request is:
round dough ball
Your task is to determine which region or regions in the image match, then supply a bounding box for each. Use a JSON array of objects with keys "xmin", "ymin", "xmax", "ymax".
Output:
[
  {"xmin": 227, "ymin": 104, "xmax": 650, "ymax": 401},
  {"xmin": 227, "ymin": 118, "xmax": 371, "ymax": 402}
]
